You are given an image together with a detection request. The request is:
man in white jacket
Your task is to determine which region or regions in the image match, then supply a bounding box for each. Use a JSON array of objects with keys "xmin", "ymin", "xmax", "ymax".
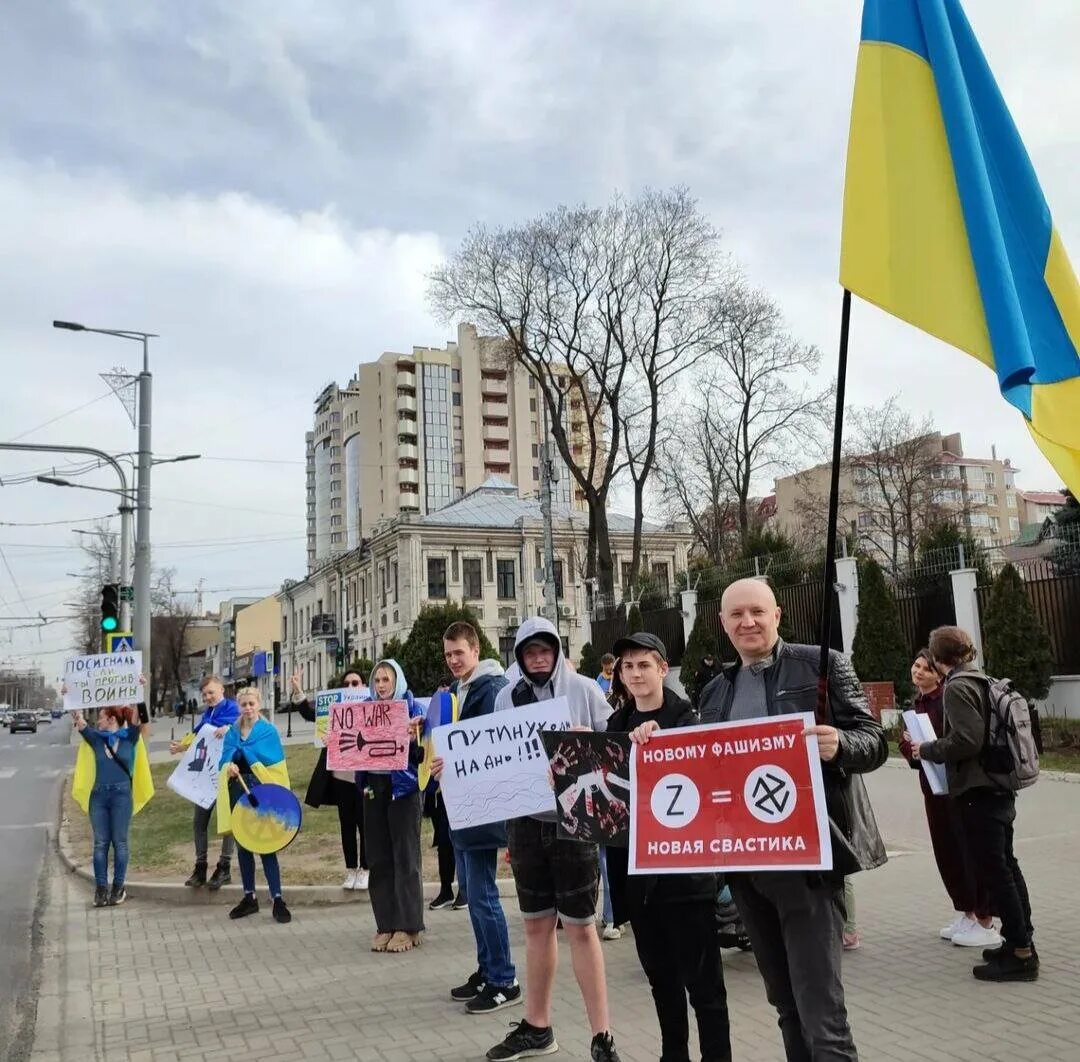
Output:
[{"xmin": 486, "ymin": 618, "xmax": 620, "ymax": 1062}]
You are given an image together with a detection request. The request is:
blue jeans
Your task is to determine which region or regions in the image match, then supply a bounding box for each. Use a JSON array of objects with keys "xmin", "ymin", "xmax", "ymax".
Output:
[
  {"xmin": 599, "ymin": 847, "xmax": 614, "ymax": 924},
  {"xmin": 237, "ymin": 844, "xmax": 282, "ymax": 898},
  {"xmin": 89, "ymin": 784, "xmax": 132, "ymax": 888},
  {"xmin": 456, "ymin": 845, "xmax": 515, "ymax": 988}
]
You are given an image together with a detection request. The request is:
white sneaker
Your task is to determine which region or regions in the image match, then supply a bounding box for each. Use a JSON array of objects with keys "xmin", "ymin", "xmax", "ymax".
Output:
[
  {"xmin": 342, "ymin": 869, "xmax": 358, "ymax": 890},
  {"xmin": 601, "ymin": 923, "xmax": 622, "ymax": 941},
  {"xmin": 952, "ymin": 922, "xmax": 1002, "ymax": 948},
  {"xmin": 355, "ymin": 868, "xmax": 370, "ymax": 891},
  {"xmin": 940, "ymin": 914, "xmax": 969, "ymax": 940}
]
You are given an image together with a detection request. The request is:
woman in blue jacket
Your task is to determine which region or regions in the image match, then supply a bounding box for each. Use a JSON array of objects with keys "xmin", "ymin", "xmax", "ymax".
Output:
[{"xmin": 364, "ymin": 659, "xmax": 424, "ymax": 954}]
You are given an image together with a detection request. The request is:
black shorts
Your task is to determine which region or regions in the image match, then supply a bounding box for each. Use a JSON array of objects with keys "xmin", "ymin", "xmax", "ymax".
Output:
[{"xmin": 507, "ymin": 817, "xmax": 599, "ymax": 924}]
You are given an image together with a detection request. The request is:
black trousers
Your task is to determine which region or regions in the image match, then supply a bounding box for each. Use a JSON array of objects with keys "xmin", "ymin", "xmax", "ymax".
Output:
[
  {"xmin": 957, "ymin": 787, "xmax": 1033, "ymax": 948},
  {"xmin": 730, "ymin": 873, "xmax": 857, "ymax": 1062},
  {"xmin": 333, "ymin": 777, "xmax": 367, "ymax": 870},
  {"xmin": 631, "ymin": 901, "xmax": 732, "ymax": 1062}
]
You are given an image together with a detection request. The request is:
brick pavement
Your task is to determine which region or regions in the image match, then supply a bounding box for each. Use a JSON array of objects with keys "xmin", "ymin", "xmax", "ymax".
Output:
[{"xmin": 30, "ymin": 764, "xmax": 1080, "ymax": 1062}]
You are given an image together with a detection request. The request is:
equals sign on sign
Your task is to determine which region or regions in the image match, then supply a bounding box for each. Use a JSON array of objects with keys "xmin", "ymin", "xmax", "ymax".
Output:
[{"xmin": 711, "ymin": 790, "xmax": 733, "ymax": 805}]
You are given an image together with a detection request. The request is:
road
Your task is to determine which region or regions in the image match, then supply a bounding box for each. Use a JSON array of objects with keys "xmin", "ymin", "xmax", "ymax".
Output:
[{"xmin": 0, "ymin": 717, "xmax": 72, "ymax": 1061}]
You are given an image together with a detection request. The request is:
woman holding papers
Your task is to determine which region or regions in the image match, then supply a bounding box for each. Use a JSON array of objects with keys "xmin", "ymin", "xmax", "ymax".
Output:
[
  {"xmin": 901, "ymin": 649, "xmax": 997, "ymax": 948},
  {"xmin": 217, "ymin": 687, "xmax": 292, "ymax": 924},
  {"xmin": 70, "ymin": 676, "xmax": 153, "ymax": 908},
  {"xmin": 288, "ymin": 667, "xmax": 370, "ymax": 891},
  {"xmin": 363, "ymin": 659, "xmax": 425, "ymax": 954}
]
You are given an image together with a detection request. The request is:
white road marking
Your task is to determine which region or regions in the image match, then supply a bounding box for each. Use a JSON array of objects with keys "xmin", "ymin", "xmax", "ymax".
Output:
[
  {"xmin": 0, "ymin": 769, "xmax": 15, "ymax": 779},
  {"xmin": 0, "ymin": 822, "xmax": 52, "ymax": 831}
]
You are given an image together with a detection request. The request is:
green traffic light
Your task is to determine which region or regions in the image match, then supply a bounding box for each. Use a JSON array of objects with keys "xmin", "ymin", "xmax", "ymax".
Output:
[{"xmin": 101, "ymin": 616, "xmax": 119, "ymax": 632}]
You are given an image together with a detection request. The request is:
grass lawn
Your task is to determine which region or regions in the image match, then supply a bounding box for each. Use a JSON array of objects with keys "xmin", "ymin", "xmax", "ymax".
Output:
[{"xmin": 63, "ymin": 744, "xmax": 515, "ymax": 886}]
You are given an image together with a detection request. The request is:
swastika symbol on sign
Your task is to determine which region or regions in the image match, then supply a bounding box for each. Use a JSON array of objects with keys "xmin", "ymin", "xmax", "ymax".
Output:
[{"xmin": 743, "ymin": 764, "xmax": 797, "ymax": 824}]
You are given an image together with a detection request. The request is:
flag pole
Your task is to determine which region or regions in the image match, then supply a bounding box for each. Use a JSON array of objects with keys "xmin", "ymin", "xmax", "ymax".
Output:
[{"xmin": 816, "ymin": 288, "xmax": 852, "ymax": 724}]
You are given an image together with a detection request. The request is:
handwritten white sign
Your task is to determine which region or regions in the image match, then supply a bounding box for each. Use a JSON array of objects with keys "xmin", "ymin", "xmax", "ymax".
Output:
[
  {"xmin": 433, "ymin": 697, "xmax": 572, "ymax": 830},
  {"xmin": 166, "ymin": 724, "xmax": 226, "ymax": 809},
  {"xmin": 62, "ymin": 652, "xmax": 143, "ymax": 711}
]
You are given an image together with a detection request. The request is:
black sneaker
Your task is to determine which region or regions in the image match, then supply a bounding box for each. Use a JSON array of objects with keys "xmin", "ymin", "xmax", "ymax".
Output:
[
  {"xmin": 207, "ymin": 863, "xmax": 231, "ymax": 891},
  {"xmin": 982, "ymin": 942, "xmax": 1039, "ymax": 962},
  {"xmin": 272, "ymin": 897, "xmax": 292, "ymax": 924},
  {"xmin": 452, "ymin": 892, "xmax": 469, "ymax": 910},
  {"xmin": 486, "ymin": 1021, "xmax": 558, "ymax": 1061},
  {"xmin": 450, "ymin": 970, "xmax": 485, "ymax": 1002},
  {"xmin": 184, "ymin": 862, "xmax": 207, "ymax": 888},
  {"xmin": 973, "ymin": 950, "xmax": 1039, "ymax": 982},
  {"xmin": 429, "ymin": 890, "xmax": 455, "ymax": 910},
  {"xmin": 93, "ymin": 886, "xmax": 109, "ymax": 908},
  {"xmin": 466, "ymin": 981, "xmax": 522, "ymax": 1015},
  {"xmin": 229, "ymin": 894, "xmax": 260, "ymax": 920},
  {"xmin": 108, "ymin": 885, "xmax": 127, "ymax": 907},
  {"xmin": 590, "ymin": 1031, "xmax": 621, "ymax": 1062}
]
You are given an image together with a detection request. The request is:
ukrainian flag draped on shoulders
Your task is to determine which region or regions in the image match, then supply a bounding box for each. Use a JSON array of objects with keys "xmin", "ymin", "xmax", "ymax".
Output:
[
  {"xmin": 841, "ymin": 0, "xmax": 1080, "ymax": 492},
  {"xmin": 71, "ymin": 729, "xmax": 155, "ymax": 816},
  {"xmin": 215, "ymin": 718, "xmax": 290, "ymax": 836}
]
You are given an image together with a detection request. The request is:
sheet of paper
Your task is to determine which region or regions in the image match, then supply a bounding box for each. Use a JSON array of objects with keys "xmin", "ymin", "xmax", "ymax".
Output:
[{"xmin": 902, "ymin": 709, "xmax": 948, "ymax": 796}]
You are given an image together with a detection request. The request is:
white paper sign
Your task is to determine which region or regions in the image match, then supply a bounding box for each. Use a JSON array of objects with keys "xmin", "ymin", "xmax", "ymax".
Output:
[
  {"xmin": 167, "ymin": 724, "xmax": 226, "ymax": 809},
  {"xmin": 312, "ymin": 686, "xmax": 368, "ymax": 747},
  {"xmin": 902, "ymin": 709, "xmax": 948, "ymax": 796},
  {"xmin": 62, "ymin": 652, "xmax": 143, "ymax": 711},
  {"xmin": 433, "ymin": 697, "xmax": 573, "ymax": 830}
]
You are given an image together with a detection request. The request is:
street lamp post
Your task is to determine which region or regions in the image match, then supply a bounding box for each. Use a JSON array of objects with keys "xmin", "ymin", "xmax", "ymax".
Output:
[{"xmin": 54, "ymin": 320, "xmax": 157, "ymax": 680}]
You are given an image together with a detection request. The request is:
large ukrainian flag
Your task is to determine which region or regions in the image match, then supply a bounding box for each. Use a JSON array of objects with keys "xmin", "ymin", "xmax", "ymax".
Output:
[{"xmin": 841, "ymin": 0, "xmax": 1080, "ymax": 493}]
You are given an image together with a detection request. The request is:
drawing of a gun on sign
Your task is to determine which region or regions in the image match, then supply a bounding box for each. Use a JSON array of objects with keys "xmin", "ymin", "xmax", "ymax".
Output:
[
  {"xmin": 542, "ymin": 732, "xmax": 632, "ymax": 845},
  {"xmin": 326, "ymin": 699, "xmax": 410, "ymax": 772}
]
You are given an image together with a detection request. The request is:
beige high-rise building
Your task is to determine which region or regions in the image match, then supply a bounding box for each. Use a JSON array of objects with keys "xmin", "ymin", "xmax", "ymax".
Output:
[
  {"xmin": 306, "ymin": 323, "xmax": 588, "ymax": 572},
  {"xmin": 773, "ymin": 431, "xmax": 1023, "ymax": 562}
]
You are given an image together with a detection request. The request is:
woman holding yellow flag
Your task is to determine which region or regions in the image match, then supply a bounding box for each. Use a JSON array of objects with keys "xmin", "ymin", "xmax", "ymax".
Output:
[
  {"xmin": 216, "ymin": 687, "xmax": 293, "ymax": 924},
  {"xmin": 70, "ymin": 675, "xmax": 154, "ymax": 909}
]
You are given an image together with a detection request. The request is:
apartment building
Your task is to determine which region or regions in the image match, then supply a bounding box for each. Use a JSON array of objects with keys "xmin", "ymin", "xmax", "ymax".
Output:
[
  {"xmin": 774, "ymin": 431, "xmax": 1023, "ymax": 558},
  {"xmin": 305, "ymin": 323, "xmax": 587, "ymax": 572},
  {"xmin": 281, "ymin": 477, "xmax": 693, "ymax": 692},
  {"xmin": 1020, "ymin": 490, "xmax": 1066, "ymax": 527}
]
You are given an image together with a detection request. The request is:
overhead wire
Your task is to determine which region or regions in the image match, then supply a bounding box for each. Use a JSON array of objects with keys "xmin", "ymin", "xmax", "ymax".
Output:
[{"xmin": 3, "ymin": 390, "xmax": 116, "ymax": 441}]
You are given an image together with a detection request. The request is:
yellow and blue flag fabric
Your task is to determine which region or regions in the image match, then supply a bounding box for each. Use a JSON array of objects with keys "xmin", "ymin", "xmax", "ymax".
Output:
[
  {"xmin": 418, "ymin": 691, "xmax": 458, "ymax": 792},
  {"xmin": 215, "ymin": 719, "xmax": 291, "ymax": 835},
  {"xmin": 841, "ymin": 0, "xmax": 1080, "ymax": 492},
  {"xmin": 72, "ymin": 737, "xmax": 155, "ymax": 816}
]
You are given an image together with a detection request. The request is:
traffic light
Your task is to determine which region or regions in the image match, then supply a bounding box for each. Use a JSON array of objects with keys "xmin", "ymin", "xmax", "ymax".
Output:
[
  {"xmin": 100, "ymin": 584, "xmax": 120, "ymax": 633},
  {"xmin": 335, "ymin": 627, "xmax": 351, "ymax": 671}
]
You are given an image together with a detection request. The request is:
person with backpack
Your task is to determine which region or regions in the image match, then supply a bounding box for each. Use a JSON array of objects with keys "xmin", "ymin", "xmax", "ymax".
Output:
[{"xmin": 908, "ymin": 625, "xmax": 1038, "ymax": 982}]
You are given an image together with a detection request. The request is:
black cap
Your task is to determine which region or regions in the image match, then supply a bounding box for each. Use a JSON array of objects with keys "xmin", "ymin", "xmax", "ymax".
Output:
[{"xmin": 611, "ymin": 632, "xmax": 668, "ymax": 661}]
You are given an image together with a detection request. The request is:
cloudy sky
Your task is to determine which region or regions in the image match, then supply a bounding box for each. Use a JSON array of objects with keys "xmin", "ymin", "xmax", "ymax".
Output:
[{"xmin": 2, "ymin": 0, "xmax": 1078, "ymax": 679}]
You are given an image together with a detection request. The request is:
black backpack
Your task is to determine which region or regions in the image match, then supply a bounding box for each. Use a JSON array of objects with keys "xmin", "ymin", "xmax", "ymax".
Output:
[{"xmin": 962, "ymin": 672, "xmax": 1040, "ymax": 792}]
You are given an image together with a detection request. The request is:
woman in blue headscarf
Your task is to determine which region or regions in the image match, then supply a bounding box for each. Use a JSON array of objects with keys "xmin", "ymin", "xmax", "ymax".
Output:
[{"xmin": 364, "ymin": 659, "xmax": 424, "ymax": 954}]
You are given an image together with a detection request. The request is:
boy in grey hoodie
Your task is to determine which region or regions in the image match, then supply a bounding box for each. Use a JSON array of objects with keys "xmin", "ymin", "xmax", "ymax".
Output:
[{"xmin": 487, "ymin": 618, "xmax": 620, "ymax": 1062}]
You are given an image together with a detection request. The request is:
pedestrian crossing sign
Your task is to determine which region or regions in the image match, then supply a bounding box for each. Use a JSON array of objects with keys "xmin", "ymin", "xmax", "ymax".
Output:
[{"xmin": 106, "ymin": 632, "xmax": 135, "ymax": 652}]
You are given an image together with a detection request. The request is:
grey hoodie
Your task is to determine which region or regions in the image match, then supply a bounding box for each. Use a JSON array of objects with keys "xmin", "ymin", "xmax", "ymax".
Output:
[{"xmin": 494, "ymin": 616, "xmax": 611, "ymax": 732}]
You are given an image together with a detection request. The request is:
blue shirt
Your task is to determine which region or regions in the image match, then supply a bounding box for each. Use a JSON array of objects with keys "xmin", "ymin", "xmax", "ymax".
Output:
[
  {"xmin": 596, "ymin": 674, "xmax": 612, "ymax": 694},
  {"xmin": 81, "ymin": 726, "xmax": 140, "ymax": 788},
  {"xmin": 194, "ymin": 697, "xmax": 240, "ymax": 732}
]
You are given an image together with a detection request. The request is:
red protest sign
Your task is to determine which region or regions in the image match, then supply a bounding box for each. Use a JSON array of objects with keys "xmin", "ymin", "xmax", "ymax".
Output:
[
  {"xmin": 629, "ymin": 713, "xmax": 831, "ymax": 874},
  {"xmin": 326, "ymin": 699, "xmax": 410, "ymax": 772}
]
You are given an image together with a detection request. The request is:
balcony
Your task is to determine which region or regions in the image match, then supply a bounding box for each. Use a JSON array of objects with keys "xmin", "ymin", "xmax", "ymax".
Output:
[
  {"xmin": 397, "ymin": 418, "xmax": 418, "ymax": 438},
  {"xmin": 396, "ymin": 370, "xmax": 416, "ymax": 390},
  {"xmin": 398, "ymin": 467, "xmax": 419, "ymax": 485},
  {"xmin": 484, "ymin": 446, "xmax": 511, "ymax": 464},
  {"xmin": 398, "ymin": 442, "xmax": 419, "ymax": 461},
  {"xmin": 484, "ymin": 422, "xmax": 510, "ymax": 443},
  {"xmin": 481, "ymin": 375, "xmax": 508, "ymax": 396},
  {"xmin": 396, "ymin": 393, "xmax": 417, "ymax": 414},
  {"xmin": 398, "ymin": 492, "xmax": 421, "ymax": 511},
  {"xmin": 309, "ymin": 614, "xmax": 336, "ymax": 638},
  {"xmin": 482, "ymin": 400, "xmax": 508, "ymax": 418}
]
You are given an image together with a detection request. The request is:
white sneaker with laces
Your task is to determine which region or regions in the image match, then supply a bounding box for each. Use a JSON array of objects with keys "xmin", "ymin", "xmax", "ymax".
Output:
[
  {"xmin": 601, "ymin": 923, "xmax": 622, "ymax": 941},
  {"xmin": 941, "ymin": 914, "xmax": 970, "ymax": 940},
  {"xmin": 343, "ymin": 869, "xmax": 358, "ymax": 890},
  {"xmin": 952, "ymin": 921, "xmax": 1002, "ymax": 948},
  {"xmin": 356, "ymin": 868, "xmax": 370, "ymax": 891}
]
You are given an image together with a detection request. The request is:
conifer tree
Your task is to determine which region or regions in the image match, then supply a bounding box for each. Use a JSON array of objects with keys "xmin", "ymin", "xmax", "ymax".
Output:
[
  {"xmin": 400, "ymin": 602, "xmax": 499, "ymax": 694},
  {"xmin": 578, "ymin": 641, "xmax": 602, "ymax": 679},
  {"xmin": 851, "ymin": 558, "xmax": 911, "ymax": 701},
  {"xmin": 982, "ymin": 564, "xmax": 1054, "ymax": 700},
  {"xmin": 680, "ymin": 615, "xmax": 721, "ymax": 707},
  {"xmin": 627, "ymin": 603, "xmax": 644, "ymax": 635}
]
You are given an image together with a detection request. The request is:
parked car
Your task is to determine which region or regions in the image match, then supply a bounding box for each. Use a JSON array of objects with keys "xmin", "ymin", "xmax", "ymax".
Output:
[
  {"xmin": 51, "ymin": 708, "xmax": 63, "ymax": 719},
  {"xmin": 9, "ymin": 710, "xmax": 37, "ymax": 734}
]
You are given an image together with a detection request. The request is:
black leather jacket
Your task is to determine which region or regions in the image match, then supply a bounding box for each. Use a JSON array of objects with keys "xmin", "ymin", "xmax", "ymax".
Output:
[{"xmin": 698, "ymin": 639, "xmax": 888, "ymax": 876}]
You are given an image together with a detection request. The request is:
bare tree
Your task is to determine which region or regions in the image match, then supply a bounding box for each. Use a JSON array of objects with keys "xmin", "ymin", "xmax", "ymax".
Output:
[
  {"xmin": 71, "ymin": 523, "xmax": 121, "ymax": 655},
  {"xmin": 657, "ymin": 283, "xmax": 831, "ymax": 552},
  {"xmin": 150, "ymin": 568, "xmax": 196, "ymax": 713},
  {"xmin": 430, "ymin": 188, "xmax": 727, "ymax": 597}
]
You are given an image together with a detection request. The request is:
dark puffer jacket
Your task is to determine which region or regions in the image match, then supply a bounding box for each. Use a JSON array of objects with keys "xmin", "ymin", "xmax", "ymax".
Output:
[{"xmin": 699, "ymin": 639, "xmax": 888, "ymax": 876}]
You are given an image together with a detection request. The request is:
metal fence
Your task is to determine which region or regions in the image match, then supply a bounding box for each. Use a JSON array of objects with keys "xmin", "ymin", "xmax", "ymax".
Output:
[
  {"xmin": 976, "ymin": 569, "xmax": 1080, "ymax": 675},
  {"xmin": 893, "ymin": 581, "xmax": 956, "ymax": 659},
  {"xmin": 589, "ymin": 603, "xmax": 686, "ymax": 665}
]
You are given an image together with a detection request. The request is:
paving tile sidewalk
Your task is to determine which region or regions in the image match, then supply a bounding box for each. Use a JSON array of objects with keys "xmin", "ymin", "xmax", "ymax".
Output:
[{"xmin": 31, "ymin": 765, "xmax": 1080, "ymax": 1061}]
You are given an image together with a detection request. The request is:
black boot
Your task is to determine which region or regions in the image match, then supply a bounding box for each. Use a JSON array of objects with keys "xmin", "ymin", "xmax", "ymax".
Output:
[
  {"xmin": 184, "ymin": 861, "xmax": 207, "ymax": 887},
  {"xmin": 207, "ymin": 862, "xmax": 231, "ymax": 890}
]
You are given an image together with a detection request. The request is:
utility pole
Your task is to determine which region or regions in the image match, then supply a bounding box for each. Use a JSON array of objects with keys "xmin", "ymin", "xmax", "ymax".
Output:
[{"xmin": 134, "ymin": 335, "xmax": 153, "ymax": 678}]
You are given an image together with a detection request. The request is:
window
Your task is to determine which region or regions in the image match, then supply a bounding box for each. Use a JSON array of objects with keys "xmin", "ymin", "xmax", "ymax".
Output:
[
  {"xmin": 453, "ymin": 463, "xmax": 464, "ymax": 477},
  {"xmin": 532, "ymin": 443, "xmax": 539, "ymax": 458},
  {"xmin": 392, "ymin": 561, "xmax": 399, "ymax": 604},
  {"xmin": 533, "ymin": 466, "xmax": 540, "ymax": 481},
  {"xmin": 529, "ymin": 398, "xmax": 537, "ymax": 412},
  {"xmin": 529, "ymin": 377, "xmax": 536, "ymax": 390},
  {"xmin": 497, "ymin": 559, "xmax": 516, "ymax": 600},
  {"xmin": 1007, "ymin": 493, "xmax": 1017, "ymax": 508},
  {"xmin": 452, "ymin": 368, "xmax": 461, "ymax": 382},
  {"xmin": 553, "ymin": 559, "xmax": 564, "ymax": 598},
  {"xmin": 651, "ymin": 562, "xmax": 670, "ymax": 596},
  {"xmin": 1009, "ymin": 516, "xmax": 1020, "ymax": 532},
  {"xmin": 985, "ymin": 471, "xmax": 996, "ymax": 488},
  {"xmin": 427, "ymin": 557, "xmax": 447, "ymax": 599},
  {"xmin": 453, "ymin": 393, "xmax": 461, "ymax": 406},
  {"xmin": 453, "ymin": 415, "xmax": 463, "ymax": 430},
  {"xmin": 621, "ymin": 562, "xmax": 633, "ymax": 588},
  {"xmin": 463, "ymin": 558, "xmax": 483, "ymax": 600}
]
